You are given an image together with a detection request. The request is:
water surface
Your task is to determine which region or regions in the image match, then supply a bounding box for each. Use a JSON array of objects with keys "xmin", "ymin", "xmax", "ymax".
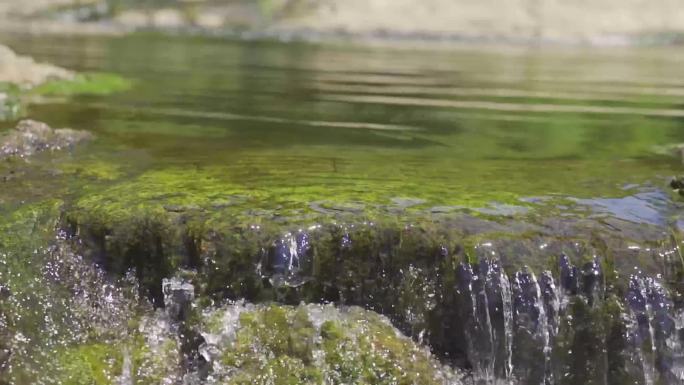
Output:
[{"xmin": 2, "ymin": 34, "xmax": 684, "ymax": 226}]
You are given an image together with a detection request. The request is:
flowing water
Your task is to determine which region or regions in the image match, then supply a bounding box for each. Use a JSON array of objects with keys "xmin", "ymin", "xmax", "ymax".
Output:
[{"xmin": 1, "ymin": 34, "xmax": 684, "ymax": 384}]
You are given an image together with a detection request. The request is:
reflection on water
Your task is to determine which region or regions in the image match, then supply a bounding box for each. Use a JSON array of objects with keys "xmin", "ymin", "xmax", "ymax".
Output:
[
  {"xmin": 573, "ymin": 190, "xmax": 675, "ymax": 226},
  {"xmin": 0, "ymin": 35, "xmax": 683, "ymax": 220}
]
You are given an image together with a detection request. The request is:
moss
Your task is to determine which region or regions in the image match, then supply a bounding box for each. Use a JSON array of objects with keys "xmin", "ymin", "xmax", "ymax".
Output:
[
  {"xmin": 65, "ymin": 182, "xmax": 654, "ymax": 366},
  {"xmin": 71, "ymin": 168, "xmax": 243, "ymax": 224},
  {"xmin": 56, "ymin": 343, "xmax": 124, "ymax": 385},
  {"xmin": 65, "ymin": 162, "xmax": 538, "ymax": 231},
  {"xmin": 204, "ymin": 304, "xmax": 450, "ymax": 385},
  {"xmin": 31, "ymin": 73, "xmax": 132, "ymax": 97},
  {"xmin": 216, "ymin": 306, "xmax": 319, "ymax": 384},
  {"xmin": 54, "ymin": 333, "xmax": 179, "ymax": 385},
  {"xmin": 0, "ymin": 199, "xmax": 62, "ymax": 250},
  {"xmin": 321, "ymin": 308, "xmax": 449, "ymax": 385}
]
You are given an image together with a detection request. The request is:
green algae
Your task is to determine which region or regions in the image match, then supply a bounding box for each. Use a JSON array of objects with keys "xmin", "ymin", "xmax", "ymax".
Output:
[
  {"xmin": 31, "ymin": 73, "xmax": 132, "ymax": 97},
  {"xmin": 71, "ymin": 167, "xmax": 250, "ymax": 223},
  {"xmin": 57, "ymin": 159, "xmax": 125, "ymax": 181},
  {"xmin": 68, "ymin": 165, "xmax": 525, "ymax": 225},
  {"xmin": 1, "ymin": 71, "xmax": 131, "ymax": 122},
  {"xmin": 0, "ymin": 199, "xmax": 62, "ymax": 251}
]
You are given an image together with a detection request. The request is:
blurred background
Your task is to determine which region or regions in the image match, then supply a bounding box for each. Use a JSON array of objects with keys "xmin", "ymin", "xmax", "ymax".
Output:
[{"xmin": 1, "ymin": 0, "xmax": 684, "ymax": 45}]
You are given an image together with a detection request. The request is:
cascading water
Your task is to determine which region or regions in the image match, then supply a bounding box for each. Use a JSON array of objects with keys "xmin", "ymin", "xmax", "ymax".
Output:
[
  {"xmin": 172, "ymin": 254, "xmax": 684, "ymax": 385},
  {"xmin": 3, "ymin": 221, "xmax": 684, "ymax": 385}
]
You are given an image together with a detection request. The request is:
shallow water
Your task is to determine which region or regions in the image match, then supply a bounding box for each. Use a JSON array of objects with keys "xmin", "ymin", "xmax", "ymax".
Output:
[{"xmin": 2, "ymin": 35, "xmax": 684, "ymax": 222}]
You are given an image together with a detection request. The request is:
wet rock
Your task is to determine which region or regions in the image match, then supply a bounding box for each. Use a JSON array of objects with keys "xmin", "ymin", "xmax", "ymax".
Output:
[
  {"xmin": 54, "ymin": 312, "xmax": 183, "ymax": 385},
  {"xmin": 163, "ymin": 277, "xmax": 195, "ymax": 323},
  {"xmin": 0, "ymin": 119, "xmax": 93, "ymax": 158},
  {"xmin": 553, "ymin": 297, "xmax": 609, "ymax": 385},
  {"xmin": 60, "ymin": 207, "xmax": 684, "ymax": 384},
  {"xmin": 198, "ymin": 303, "xmax": 461, "ymax": 384},
  {"xmin": 671, "ymin": 176, "xmax": 684, "ymax": 196}
]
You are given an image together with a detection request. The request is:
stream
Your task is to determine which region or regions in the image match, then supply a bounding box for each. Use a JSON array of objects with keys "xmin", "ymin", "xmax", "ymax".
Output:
[{"xmin": 1, "ymin": 34, "xmax": 684, "ymax": 384}]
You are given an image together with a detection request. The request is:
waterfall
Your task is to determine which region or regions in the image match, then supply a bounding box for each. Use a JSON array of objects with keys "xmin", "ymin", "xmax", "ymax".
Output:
[{"xmin": 449, "ymin": 254, "xmax": 684, "ymax": 385}]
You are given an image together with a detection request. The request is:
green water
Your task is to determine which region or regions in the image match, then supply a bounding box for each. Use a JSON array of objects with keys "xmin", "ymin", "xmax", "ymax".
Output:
[{"xmin": 2, "ymin": 34, "xmax": 684, "ymax": 227}]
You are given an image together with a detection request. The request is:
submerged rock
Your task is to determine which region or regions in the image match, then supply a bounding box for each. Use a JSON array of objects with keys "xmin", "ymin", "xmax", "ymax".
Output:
[{"xmin": 0, "ymin": 119, "xmax": 93, "ymax": 158}]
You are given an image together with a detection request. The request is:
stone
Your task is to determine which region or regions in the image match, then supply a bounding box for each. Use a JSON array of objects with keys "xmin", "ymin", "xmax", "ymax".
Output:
[
  {"xmin": 162, "ymin": 277, "xmax": 195, "ymax": 322},
  {"xmin": 199, "ymin": 303, "xmax": 461, "ymax": 384},
  {"xmin": 0, "ymin": 119, "xmax": 93, "ymax": 158}
]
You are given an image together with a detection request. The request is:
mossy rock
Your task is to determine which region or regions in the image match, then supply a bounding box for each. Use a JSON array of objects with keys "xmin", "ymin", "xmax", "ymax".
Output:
[
  {"xmin": 63, "ymin": 183, "xmax": 684, "ymax": 368},
  {"xmin": 56, "ymin": 342, "xmax": 125, "ymax": 385},
  {"xmin": 200, "ymin": 303, "xmax": 459, "ymax": 385},
  {"xmin": 54, "ymin": 317, "xmax": 181, "ymax": 385}
]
